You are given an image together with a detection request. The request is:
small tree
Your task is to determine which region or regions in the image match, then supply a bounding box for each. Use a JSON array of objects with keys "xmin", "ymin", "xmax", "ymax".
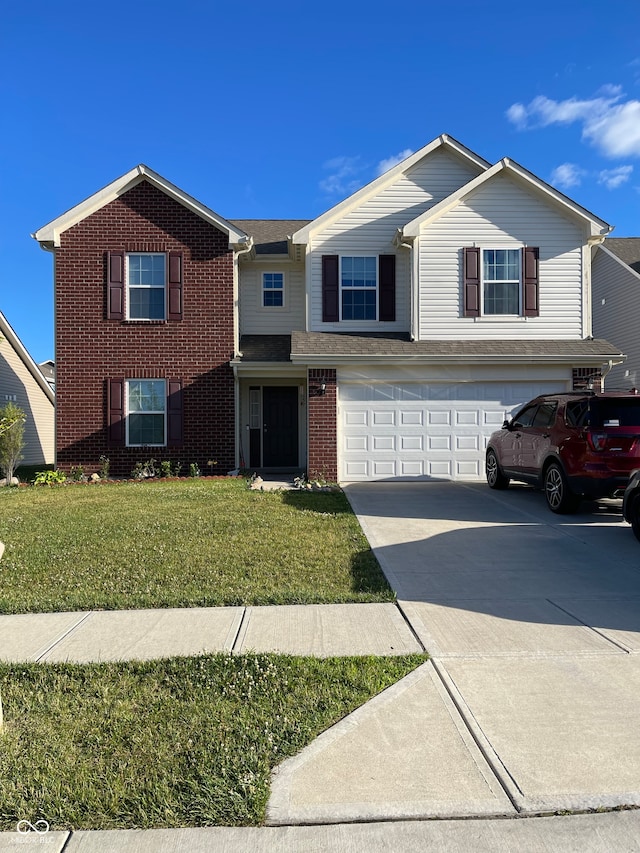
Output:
[{"xmin": 0, "ymin": 402, "xmax": 26, "ymax": 483}]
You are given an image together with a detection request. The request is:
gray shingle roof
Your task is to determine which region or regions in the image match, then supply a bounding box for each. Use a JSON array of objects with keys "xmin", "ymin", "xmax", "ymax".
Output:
[
  {"xmin": 230, "ymin": 220, "xmax": 311, "ymax": 255},
  {"xmin": 238, "ymin": 335, "xmax": 292, "ymax": 361},
  {"xmin": 290, "ymin": 331, "xmax": 623, "ymax": 359},
  {"xmin": 605, "ymin": 237, "xmax": 640, "ymax": 274}
]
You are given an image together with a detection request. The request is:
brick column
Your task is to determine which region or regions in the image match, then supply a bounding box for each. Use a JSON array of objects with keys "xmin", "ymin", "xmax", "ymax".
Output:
[{"xmin": 307, "ymin": 369, "xmax": 338, "ymax": 482}]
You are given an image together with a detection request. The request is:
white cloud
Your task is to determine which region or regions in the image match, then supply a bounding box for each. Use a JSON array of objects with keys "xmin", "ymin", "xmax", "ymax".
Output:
[
  {"xmin": 598, "ymin": 165, "xmax": 633, "ymax": 189},
  {"xmin": 506, "ymin": 85, "xmax": 640, "ymax": 158},
  {"xmin": 376, "ymin": 149, "xmax": 414, "ymax": 176},
  {"xmin": 319, "ymin": 155, "xmax": 362, "ymax": 196},
  {"xmin": 550, "ymin": 163, "xmax": 586, "ymax": 189}
]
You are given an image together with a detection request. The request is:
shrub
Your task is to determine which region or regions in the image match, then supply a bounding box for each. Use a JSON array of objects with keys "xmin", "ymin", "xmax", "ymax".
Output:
[
  {"xmin": 0, "ymin": 402, "xmax": 26, "ymax": 483},
  {"xmin": 33, "ymin": 469, "xmax": 67, "ymax": 486}
]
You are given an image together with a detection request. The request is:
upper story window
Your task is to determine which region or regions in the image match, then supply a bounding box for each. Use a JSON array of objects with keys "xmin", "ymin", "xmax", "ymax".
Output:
[
  {"xmin": 483, "ymin": 249, "xmax": 520, "ymax": 315},
  {"xmin": 463, "ymin": 246, "xmax": 539, "ymax": 318},
  {"xmin": 321, "ymin": 254, "xmax": 396, "ymax": 323},
  {"xmin": 262, "ymin": 272, "xmax": 284, "ymax": 308},
  {"xmin": 126, "ymin": 379, "xmax": 166, "ymax": 446},
  {"xmin": 127, "ymin": 254, "xmax": 166, "ymax": 320},
  {"xmin": 107, "ymin": 250, "xmax": 183, "ymax": 322},
  {"xmin": 341, "ymin": 256, "xmax": 377, "ymax": 320}
]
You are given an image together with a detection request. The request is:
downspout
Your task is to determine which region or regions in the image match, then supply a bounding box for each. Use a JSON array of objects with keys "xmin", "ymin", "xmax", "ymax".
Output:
[
  {"xmin": 396, "ymin": 229, "xmax": 417, "ymax": 340},
  {"xmin": 232, "ymin": 237, "xmax": 254, "ymax": 471}
]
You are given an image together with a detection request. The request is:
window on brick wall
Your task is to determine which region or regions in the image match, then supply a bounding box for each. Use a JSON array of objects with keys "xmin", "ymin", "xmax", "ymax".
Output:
[
  {"xmin": 107, "ymin": 251, "xmax": 183, "ymax": 321},
  {"xmin": 127, "ymin": 379, "xmax": 166, "ymax": 445},
  {"xmin": 127, "ymin": 254, "xmax": 166, "ymax": 320}
]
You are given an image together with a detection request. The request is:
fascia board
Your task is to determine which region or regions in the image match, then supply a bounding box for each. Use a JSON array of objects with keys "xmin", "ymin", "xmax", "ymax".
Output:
[
  {"xmin": 231, "ymin": 361, "xmax": 305, "ymax": 377},
  {"xmin": 0, "ymin": 312, "xmax": 55, "ymax": 404},
  {"xmin": 290, "ymin": 352, "xmax": 624, "ymax": 366},
  {"xmin": 291, "ymin": 134, "xmax": 490, "ymax": 245},
  {"xmin": 32, "ymin": 164, "xmax": 248, "ymax": 248},
  {"xmin": 402, "ymin": 158, "xmax": 612, "ymax": 238}
]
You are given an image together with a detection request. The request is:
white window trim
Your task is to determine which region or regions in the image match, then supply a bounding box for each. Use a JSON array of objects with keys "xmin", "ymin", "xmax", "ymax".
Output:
[
  {"xmin": 261, "ymin": 271, "xmax": 286, "ymax": 310},
  {"xmin": 480, "ymin": 247, "xmax": 522, "ymax": 317},
  {"xmin": 125, "ymin": 378, "xmax": 167, "ymax": 447},
  {"xmin": 339, "ymin": 254, "xmax": 379, "ymax": 322},
  {"xmin": 126, "ymin": 253, "xmax": 167, "ymax": 321}
]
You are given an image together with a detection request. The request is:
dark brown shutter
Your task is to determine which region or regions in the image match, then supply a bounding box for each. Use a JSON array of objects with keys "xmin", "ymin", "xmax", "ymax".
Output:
[
  {"xmin": 168, "ymin": 251, "xmax": 183, "ymax": 321},
  {"xmin": 523, "ymin": 246, "xmax": 539, "ymax": 317},
  {"xmin": 379, "ymin": 255, "xmax": 396, "ymax": 322},
  {"xmin": 107, "ymin": 251, "xmax": 124, "ymax": 320},
  {"xmin": 322, "ymin": 255, "xmax": 339, "ymax": 322},
  {"xmin": 108, "ymin": 377, "xmax": 125, "ymax": 446},
  {"xmin": 167, "ymin": 379, "xmax": 183, "ymax": 446},
  {"xmin": 463, "ymin": 247, "xmax": 481, "ymax": 317}
]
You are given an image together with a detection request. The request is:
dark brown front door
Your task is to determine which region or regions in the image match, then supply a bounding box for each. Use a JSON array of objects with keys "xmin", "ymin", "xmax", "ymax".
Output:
[{"xmin": 262, "ymin": 386, "xmax": 299, "ymax": 467}]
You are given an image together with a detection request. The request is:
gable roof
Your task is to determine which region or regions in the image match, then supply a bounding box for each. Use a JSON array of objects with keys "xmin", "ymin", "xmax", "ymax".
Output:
[
  {"xmin": 0, "ymin": 312, "xmax": 55, "ymax": 404},
  {"xmin": 401, "ymin": 158, "xmax": 612, "ymax": 239},
  {"xmin": 291, "ymin": 134, "xmax": 490, "ymax": 244},
  {"xmin": 32, "ymin": 165, "xmax": 250, "ymax": 249},
  {"xmin": 603, "ymin": 237, "xmax": 640, "ymax": 274}
]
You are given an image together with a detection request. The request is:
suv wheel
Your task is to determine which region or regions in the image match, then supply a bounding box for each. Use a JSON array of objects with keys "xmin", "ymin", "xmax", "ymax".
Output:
[
  {"xmin": 628, "ymin": 494, "xmax": 640, "ymax": 543},
  {"xmin": 544, "ymin": 462, "xmax": 581, "ymax": 514},
  {"xmin": 486, "ymin": 449, "xmax": 509, "ymax": 490}
]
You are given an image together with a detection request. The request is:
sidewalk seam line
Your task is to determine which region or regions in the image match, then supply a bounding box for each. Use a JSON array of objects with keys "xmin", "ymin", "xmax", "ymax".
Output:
[
  {"xmin": 394, "ymin": 601, "xmax": 427, "ymax": 652},
  {"xmin": 59, "ymin": 829, "xmax": 73, "ymax": 852},
  {"xmin": 430, "ymin": 657, "xmax": 524, "ymax": 813},
  {"xmin": 34, "ymin": 612, "xmax": 94, "ymax": 663},
  {"xmin": 546, "ymin": 598, "xmax": 631, "ymax": 654},
  {"xmin": 231, "ymin": 607, "xmax": 248, "ymax": 654}
]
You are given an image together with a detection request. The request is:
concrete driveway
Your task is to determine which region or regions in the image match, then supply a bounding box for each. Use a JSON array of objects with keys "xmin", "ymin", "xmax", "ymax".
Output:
[{"xmin": 343, "ymin": 481, "xmax": 640, "ymax": 816}]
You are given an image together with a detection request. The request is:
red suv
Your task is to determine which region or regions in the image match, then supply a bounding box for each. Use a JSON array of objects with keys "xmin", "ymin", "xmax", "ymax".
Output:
[{"xmin": 485, "ymin": 391, "xmax": 640, "ymax": 513}]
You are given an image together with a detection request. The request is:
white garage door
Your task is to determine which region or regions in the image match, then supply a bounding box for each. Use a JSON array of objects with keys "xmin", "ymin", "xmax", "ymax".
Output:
[{"xmin": 339, "ymin": 381, "xmax": 567, "ymax": 481}]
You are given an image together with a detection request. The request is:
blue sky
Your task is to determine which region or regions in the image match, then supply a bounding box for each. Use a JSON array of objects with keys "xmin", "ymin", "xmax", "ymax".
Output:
[{"xmin": 2, "ymin": 0, "xmax": 639, "ymax": 364}]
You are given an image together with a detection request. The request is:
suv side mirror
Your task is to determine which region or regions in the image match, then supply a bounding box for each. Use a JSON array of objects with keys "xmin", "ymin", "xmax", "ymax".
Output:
[{"xmin": 502, "ymin": 419, "xmax": 511, "ymax": 430}]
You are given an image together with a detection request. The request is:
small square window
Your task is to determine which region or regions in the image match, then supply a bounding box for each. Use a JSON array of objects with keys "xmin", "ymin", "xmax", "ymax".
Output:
[{"xmin": 263, "ymin": 272, "xmax": 284, "ymax": 308}]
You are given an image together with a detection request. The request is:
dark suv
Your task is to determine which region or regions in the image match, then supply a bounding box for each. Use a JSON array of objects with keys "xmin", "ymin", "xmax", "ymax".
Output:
[{"xmin": 485, "ymin": 391, "xmax": 640, "ymax": 513}]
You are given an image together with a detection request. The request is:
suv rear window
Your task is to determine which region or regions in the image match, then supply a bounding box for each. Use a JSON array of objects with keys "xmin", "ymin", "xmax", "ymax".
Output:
[{"xmin": 589, "ymin": 400, "xmax": 640, "ymax": 428}]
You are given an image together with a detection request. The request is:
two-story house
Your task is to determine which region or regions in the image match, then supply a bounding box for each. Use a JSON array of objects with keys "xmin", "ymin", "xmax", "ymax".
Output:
[{"xmin": 33, "ymin": 135, "xmax": 623, "ymax": 480}]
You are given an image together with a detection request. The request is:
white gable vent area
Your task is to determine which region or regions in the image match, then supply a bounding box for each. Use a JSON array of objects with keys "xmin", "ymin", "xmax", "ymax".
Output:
[{"xmin": 338, "ymin": 380, "xmax": 566, "ymax": 482}]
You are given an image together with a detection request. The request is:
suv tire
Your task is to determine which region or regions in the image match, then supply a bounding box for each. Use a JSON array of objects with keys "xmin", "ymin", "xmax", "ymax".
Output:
[
  {"xmin": 486, "ymin": 449, "xmax": 510, "ymax": 490},
  {"xmin": 544, "ymin": 462, "xmax": 581, "ymax": 514}
]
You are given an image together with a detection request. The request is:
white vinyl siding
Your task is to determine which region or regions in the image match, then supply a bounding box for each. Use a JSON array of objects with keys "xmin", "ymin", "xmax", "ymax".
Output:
[
  {"xmin": 418, "ymin": 173, "xmax": 586, "ymax": 339},
  {"xmin": 592, "ymin": 248, "xmax": 640, "ymax": 390},
  {"xmin": 239, "ymin": 264, "xmax": 305, "ymax": 334},
  {"xmin": 309, "ymin": 149, "xmax": 482, "ymax": 332},
  {"xmin": 0, "ymin": 340, "xmax": 54, "ymax": 466}
]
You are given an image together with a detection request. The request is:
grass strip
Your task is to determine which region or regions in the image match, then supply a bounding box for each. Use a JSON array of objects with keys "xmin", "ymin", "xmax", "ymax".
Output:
[
  {"xmin": 0, "ymin": 479, "xmax": 393, "ymax": 613},
  {"xmin": 0, "ymin": 653, "xmax": 425, "ymax": 829}
]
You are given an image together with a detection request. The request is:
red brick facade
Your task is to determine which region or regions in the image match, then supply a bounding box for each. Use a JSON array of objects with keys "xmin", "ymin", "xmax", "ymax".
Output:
[
  {"xmin": 54, "ymin": 181, "xmax": 235, "ymax": 476},
  {"xmin": 307, "ymin": 369, "xmax": 337, "ymax": 481}
]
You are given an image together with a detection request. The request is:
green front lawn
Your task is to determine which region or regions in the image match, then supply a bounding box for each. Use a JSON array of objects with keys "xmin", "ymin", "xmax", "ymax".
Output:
[
  {"xmin": 0, "ymin": 653, "xmax": 425, "ymax": 829},
  {"xmin": 0, "ymin": 479, "xmax": 393, "ymax": 613}
]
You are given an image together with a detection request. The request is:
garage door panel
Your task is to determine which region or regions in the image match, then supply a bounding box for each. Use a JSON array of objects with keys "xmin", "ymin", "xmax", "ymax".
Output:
[{"xmin": 339, "ymin": 380, "xmax": 567, "ymax": 482}]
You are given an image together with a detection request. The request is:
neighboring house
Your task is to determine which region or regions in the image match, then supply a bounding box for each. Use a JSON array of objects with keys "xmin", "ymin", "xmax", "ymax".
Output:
[
  {"xmin": 0, "ymin": 312, "xmax": 55, "ymax": 466},
  {"xmin": 33, "ymin": 135, "xmax": 624, "ymax": 481},
  {"xmin": 38, "ymin": 360, "xmax": 56, "ymax": 392},
  {"xmin": 592, "ymin": 238, "xmax": 640, "ymax": 391}
]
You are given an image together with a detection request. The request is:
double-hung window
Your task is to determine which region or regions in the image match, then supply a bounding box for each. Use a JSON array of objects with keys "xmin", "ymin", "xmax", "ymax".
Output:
[
  {"xmin": 483, "ymin": 249, "xmax": 520, "ymax": 315},
  {"xmin": 341, "ymin": 256, "xmax": 377, "ymax": 320},
  {"xmin": 127, "ymin": 254, "xmax": 166, "ymax": 320},
  {"xmin": 126, "ymin": 379, "xmax": 166, "ymax": 446},
  {"xmin": 262, "ymin": 272, "xmax": 284, "ymax": 307},
  {"xmin": 463, "ymin": 246, "xmax": 539, "ymax": 318}
]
